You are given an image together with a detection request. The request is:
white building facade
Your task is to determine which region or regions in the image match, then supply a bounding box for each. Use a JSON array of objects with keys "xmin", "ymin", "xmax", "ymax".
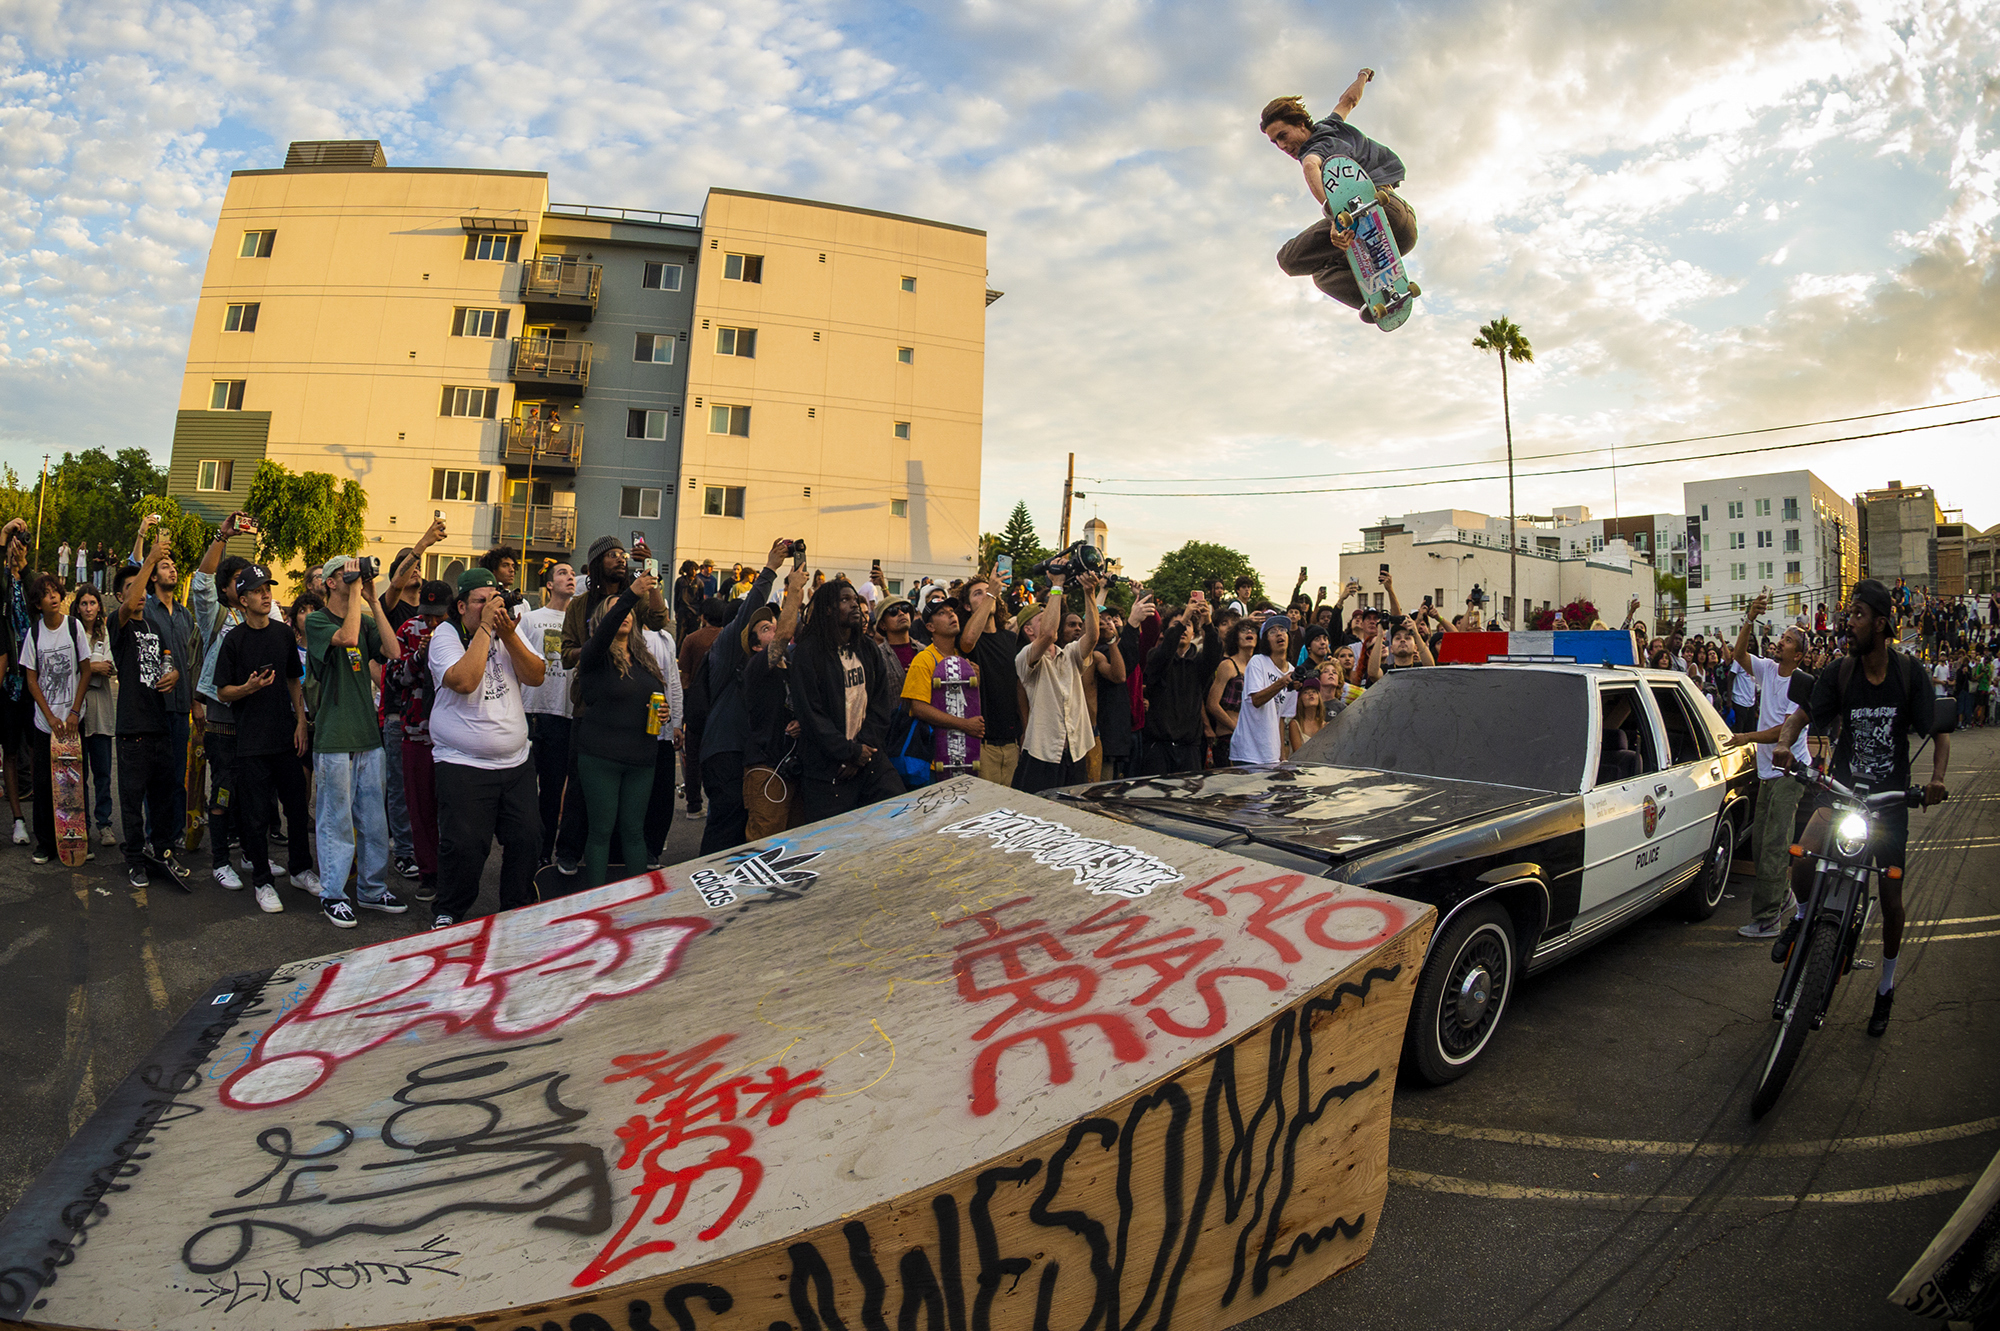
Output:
[{"xmin": 1681, "ymin": 470, "xmax": 1858, "ymax": 639}]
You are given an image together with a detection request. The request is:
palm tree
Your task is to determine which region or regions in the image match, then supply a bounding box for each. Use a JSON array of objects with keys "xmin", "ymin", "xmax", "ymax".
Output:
[{"xmin": 1471, "ymin": 317, "xmax": 1534, "ymax": 627}]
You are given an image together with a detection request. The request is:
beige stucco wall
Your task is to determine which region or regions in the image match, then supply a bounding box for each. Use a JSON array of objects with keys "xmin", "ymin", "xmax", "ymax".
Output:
[{"xmin": 679, "ymin": 189, "xmax": 986, "ymax": 587}]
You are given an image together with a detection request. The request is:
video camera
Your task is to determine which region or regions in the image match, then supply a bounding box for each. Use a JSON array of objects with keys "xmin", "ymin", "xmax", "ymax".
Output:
[
  {"xmin": 339, "ymin": 556, "xmax": 380, "ymax": 584},
  {"xmin": 1028, "ymin": 539, "xmax": 1125, "ymax": 586}
]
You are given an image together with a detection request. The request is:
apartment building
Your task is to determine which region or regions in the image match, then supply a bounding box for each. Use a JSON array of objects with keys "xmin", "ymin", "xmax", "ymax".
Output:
[
  {"xmin": 1682, "ymin": 470, "xmax": 1857, "ymax": 637},
  {"xmin": 1854, "ymin": 480, "xmax": 1945, "ymax": 591},
  {"xmin": 166, "ymin": 141, "xmax": 987, "ymax": 592}
]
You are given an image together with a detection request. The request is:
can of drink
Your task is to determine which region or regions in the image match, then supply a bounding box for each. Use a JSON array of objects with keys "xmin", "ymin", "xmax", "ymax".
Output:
[{"xmin": 646, "ymin": 692, "xmax": 665, "ymax": 736}]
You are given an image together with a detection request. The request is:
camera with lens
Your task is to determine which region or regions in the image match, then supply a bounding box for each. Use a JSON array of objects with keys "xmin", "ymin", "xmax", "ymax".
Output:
[
  {"xmin": 785, "ymin": 539, "xmax": 807, "ymax": 557},
  {"xmin": 1469, "ymin": 583, "xmax": 1486, "ymax": 607},
  {"xmin": 340, "ymin": 556, "xmax": 380, "ymax": 584},
  {"xmin": 1028, "ymin": 539, "xmax": 1124, "ymax": 585}
]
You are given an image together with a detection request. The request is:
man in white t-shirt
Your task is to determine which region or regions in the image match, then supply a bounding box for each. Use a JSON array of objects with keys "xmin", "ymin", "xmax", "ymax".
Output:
[
  {"xmin": 426, "ymin": 567, "xmax": 545, "ymax": 930},
  {"xmin": 21, "ymin": 575, "xmax": 89, "ymax": 864},
  {"xmin": 516, "ymin": 560, "xmax": 575, "ymax": 863},
  {"xmin": 1726, "ymin": 595, "xmax": 1812, "ymax": 940},
  {"xmin": 1233, "ymin": 617, "xmax": 1300, "ymax": 765}
]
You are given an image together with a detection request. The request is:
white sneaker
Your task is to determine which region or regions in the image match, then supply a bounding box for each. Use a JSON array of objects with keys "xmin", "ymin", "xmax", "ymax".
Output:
[
  {"xmin": 291, "ymin": 869, "xmax": 322, "ymax": 895},
  {"xmin": 11, "ymin": 819, "xmax": 26, "ymax": 846},
  {"xmin": 213, "ymin": 864, "xmax": 244, "ymax": 890},
  {"xmin": 254, "ymin": 883, "xmax": 284, "ymax": 913}
]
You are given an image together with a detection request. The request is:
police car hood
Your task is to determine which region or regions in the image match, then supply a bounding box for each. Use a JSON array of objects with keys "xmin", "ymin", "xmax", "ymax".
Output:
[{"xmin": 1053, "ymin": 764, "xmax": 1558, "ymax": 863}]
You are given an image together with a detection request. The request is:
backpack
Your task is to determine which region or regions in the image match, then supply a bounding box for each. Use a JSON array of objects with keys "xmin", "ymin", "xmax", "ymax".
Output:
[{"xmin": 886, "ymin": 698, "xmax": 934, "ymax": 789}]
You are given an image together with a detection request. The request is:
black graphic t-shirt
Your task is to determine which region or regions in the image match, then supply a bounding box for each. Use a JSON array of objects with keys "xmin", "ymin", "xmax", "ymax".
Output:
[
  {"xmin": 113, "ymin": 613, "xmax": 172, "ymax": 736},
  {"xmin": 1806, "ymin": 654, "xmax": 1938, "ymax": 791},
  {"xmin": 217, "ymin": 620, "xmax": 306, "ymax": 758}
]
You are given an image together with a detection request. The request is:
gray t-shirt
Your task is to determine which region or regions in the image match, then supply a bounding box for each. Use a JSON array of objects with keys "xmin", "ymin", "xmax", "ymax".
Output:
[{"xmin": 1303, "ymin": 112, "xmax": 1406, "ymax": 189}]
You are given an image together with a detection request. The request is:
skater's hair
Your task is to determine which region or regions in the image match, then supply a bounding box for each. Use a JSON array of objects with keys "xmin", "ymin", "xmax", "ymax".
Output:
[
  {"xmin": 1259, "ymin": 96, "xmax": 1313, "ymax": 132},
  {"xmin": 72, "ymin": 585, "xmax": 106, "ymax": 642},
  {"xmin": 216, "ymin": 555, "xmax": 251, "ymax": 605},
  {"xmin": 26, "ymin": 572, "xmax": 63, "ymax": 610}
]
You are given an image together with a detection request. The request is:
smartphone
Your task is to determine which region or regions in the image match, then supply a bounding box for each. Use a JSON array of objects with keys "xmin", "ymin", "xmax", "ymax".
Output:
[
  {"xmin": 630, "ymin": 530, "xmax": 645, "ymax": 551},
  {"xmin": 1190, "ymin": 589, "xmax": 1205, "ymax": 603},
  {"xmin": 642, "ymin": 557, "xmax": 660, "ymax": 578},
  {"xmin": 872, "ymin": 558, "xmax": 882, "ymax": 572},
  {"xmin": 434, "ymin": 509, "xmax": 444, "ymax": 521},
  {"xmin": 1379, "ymin": 563, "xmax": 1390, "ymax": 575},
  {"xmin": 1317, "ymin": 585, "xmax": 1328, "ymax": 601}
]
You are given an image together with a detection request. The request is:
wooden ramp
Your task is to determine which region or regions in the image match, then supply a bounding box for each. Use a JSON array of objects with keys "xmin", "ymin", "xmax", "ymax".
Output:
[{"xmin": 0, "ymin": 778, "xmax": 1431, "ymax": 1331}]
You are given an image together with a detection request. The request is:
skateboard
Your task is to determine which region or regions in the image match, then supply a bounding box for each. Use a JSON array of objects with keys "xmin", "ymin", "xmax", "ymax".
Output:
[
  {"xmin": 52, "ymin": 730, "xmax": 87, "ymax": 867},
  {"xmin": 184, "ymin": 711, "xmax": 207, "ymax": 851},
  {"xmin": 1321, "ymin": 156, "xmax": 1419, "ymax": 331},
  {"xmin": 931, "ymin": 656, "xmax": 982, "ymax": 775}
]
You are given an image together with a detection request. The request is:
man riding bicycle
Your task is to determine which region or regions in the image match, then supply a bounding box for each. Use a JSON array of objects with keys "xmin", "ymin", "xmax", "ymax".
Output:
[{"xmin": 1770, "ymin": 579, "xmax": 1949, "ymax": 1037}]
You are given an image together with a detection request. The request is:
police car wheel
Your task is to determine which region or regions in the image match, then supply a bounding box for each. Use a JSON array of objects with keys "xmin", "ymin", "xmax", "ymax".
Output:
[
  {"xmin": 1677, "ymin": 814, "xmax": 1734, "ymax": 921},
  {"xmin": 1405, "ymin": 902, "xmax": 1515, "ymax": 1086}
]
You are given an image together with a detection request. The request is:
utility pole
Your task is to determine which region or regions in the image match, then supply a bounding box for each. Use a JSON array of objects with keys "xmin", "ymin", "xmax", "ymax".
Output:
[
  {"xmin": 1058, "ymin": 452, "xmax": 1075, "ymax": 549},
  {"xmin": 32, "ymin": 453, "xmax": 49, "ymax": 569}
]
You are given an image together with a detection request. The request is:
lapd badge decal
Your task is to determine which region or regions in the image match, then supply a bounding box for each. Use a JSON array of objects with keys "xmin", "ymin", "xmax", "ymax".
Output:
[{"xmin": 1642, "ymin": 796, "xmax": 1659, "ymax": 838}]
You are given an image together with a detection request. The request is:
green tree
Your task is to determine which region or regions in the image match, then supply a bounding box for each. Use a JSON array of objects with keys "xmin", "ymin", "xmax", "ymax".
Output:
[
  {"xmin": 41, "ymin": 449, "xmax": 168, "ymax": 562},
  {"xmin": 1471, "ymin": 316, "xmax": 1534, "ymax": 625},
  {"xmin": 992, "ymin": 501, "xmax": 1051, "ymax": 572},
  {"xmin": 245, "ymin": 460, "xmax": 369, "ymax": 589},
  {"xmin": 1146, "ymin": 540, "xmax": 1262, "ymax": 608}
]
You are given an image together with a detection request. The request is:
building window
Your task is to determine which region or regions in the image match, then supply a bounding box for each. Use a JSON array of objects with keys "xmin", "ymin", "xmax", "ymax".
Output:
[
  {"xmin": 1727, "ymin": 531, "xmax": 1745, "ymax": 550},
  {"xmin": 440, "ymin": 386, "xmax": 498, "ymax": 419},
  {"xmin": 722, "ymin": 253, "xmax": 763, "ymax": 283},
  {"xmin": 893, "ymin": 420, "xmax": 911, "ymax": 439},
  {"xmin": 1754, "ymin": 498, "xmax": 1771, "ymax": 517},
  {"xmin": 464, "ymin": 233, "xmax": 521, "ymax": 261},
  {"xmin": 1786, "ymin": 593, "xmax": 1802, "ymax": 614},
  {"xmin": 1702, "ymin": 534, "xmax": 1710, "ymax": 551},
  {"xmin": 1700, "ymin": 503, "xmax": 1709, "ymax": 521},
  {"xmin": 238, "ymin": 230, "xmax": 276, "ymax": 258},
  {"xmin": 635, "ymin": 333, "xmax": 674, "ymax": 364},
  {"xmin": 899, "ymin": 275, "xmax": 915, "ymax": 292},
  {"xmin": 222, "ymin": 302, "xmax": 260, "ymax": 332},
  {"xmin": 1756, "ymin": 530, "xmax": 1772, "ymax": 548},
  {"xmin": 620, "ymin": 487, "xmax": 662, "ymax": 520},
  {"xmin": 1726, "ymin": 501, "xmax": 1744, "ymax": 519},
  {"xmin": 1730, "ymin": 562, "xmax": 1746, "ymax": 581},
  {"xmin": 452, "ymin": 308, "xmax": 508, "ymax": 338},
  {"xmin": 891, "ymin": 498, "xmax": 908, "ymax": 518},
  {"xmin": 897, "ymin": 346, "xmax": 914, "ymax": 364},
  {"xmin": 1784, "ymin": 529, "xmax": 1801, "ymax": 553},
  {"xmin": 627, "ymin": 409, "xmax": 669, "ymax": 441},
  {"xmin": 1758, "ymin": 561, "xmax": 1774, "ymax": 580},
  {"xmin": 196, "ymin": 459, "xmax": 234, "ymax": 491},
  {"xmin": 708, "ymin": 404, "xmax": 750, "ymax": 436},
  {"xmin": 715, "ymin": 327, "xmax": 756, "ymax": 357},
  {"xmin": 886, "ymin": 578, "xmax": 903, "ymax": 595},
  {"xmin": 1782, "ymin": 496, "xmax": 1800, "ymax": 521},
  {"xmin": 208, "ymin": 380, "xmax": 246, "ymax": 410},
  {"xmin": 642, "ymin": 262, "xmax": 683, "ymax": 291},
  {"xmin": 703, "ymin": 485, "xmax": 746, "ymax": 518},
  {"xmin": 1785, "ymin": 560, "xmax": 1802, "ymax": 585},
  {"xmin": 431, "ymin": 469, "xmax": 490, "ymax": 503}
]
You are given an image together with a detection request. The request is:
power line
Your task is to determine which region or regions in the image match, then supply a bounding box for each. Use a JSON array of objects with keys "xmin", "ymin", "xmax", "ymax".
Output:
[
  {"xmin": 1087, "ymin": 392, "xmax": 2000, "ymax": 485},
  {"xmin": 1084, "ymin": 412, "xmax": 2000, "ymax": 499}
]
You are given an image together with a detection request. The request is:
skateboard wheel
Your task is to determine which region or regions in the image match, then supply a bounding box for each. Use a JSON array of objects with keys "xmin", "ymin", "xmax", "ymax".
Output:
[
  {"xmin": 1334, "ymin": 211, "xmax": 1352, "ymax": 230},
  {"xmin": 1407, "ymin": 281, "xmax": 1422, "ymax": 297}
]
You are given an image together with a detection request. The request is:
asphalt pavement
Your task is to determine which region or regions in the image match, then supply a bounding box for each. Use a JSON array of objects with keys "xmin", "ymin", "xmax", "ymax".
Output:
[{"xmin": 2, "ymin": 730, "xmax": 1994, "ymax": 1331}]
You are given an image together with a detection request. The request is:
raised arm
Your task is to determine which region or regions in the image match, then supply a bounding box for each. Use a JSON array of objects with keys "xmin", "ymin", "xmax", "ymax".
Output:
[
  {"xmin": 1732, "ymin": 593, "xmax": 1768, "ymax": 672},
  {"xmin": 384, "ymin": 517, "xmax": 445, "ymax": 613},
  {"xmin": 123, "ymin": 530, "xmax": 169, "ymax": 627},
  {"xmin": 580, "ymin": 588, "xmax": 641, "ymax": 672},
  {"xmin": 1334, "ymin": 67, "xmax": 1373, "ymax": 118}
]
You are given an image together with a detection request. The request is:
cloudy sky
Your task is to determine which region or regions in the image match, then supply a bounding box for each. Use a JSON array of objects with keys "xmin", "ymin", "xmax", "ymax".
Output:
[{"xmin": 3, "ymin": 0, "xmax": 1996, "ymax": 584}]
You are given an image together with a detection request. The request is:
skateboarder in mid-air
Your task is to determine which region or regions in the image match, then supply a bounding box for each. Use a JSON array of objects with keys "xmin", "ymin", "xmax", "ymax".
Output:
[{"xmin": 1262, "ymin": 71, "xmax": 1418, "ymax": 318}]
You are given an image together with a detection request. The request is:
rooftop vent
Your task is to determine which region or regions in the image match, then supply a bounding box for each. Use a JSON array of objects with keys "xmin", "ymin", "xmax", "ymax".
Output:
[{"xmin": 285, "ymin": 140, "xmax": 387, "ymax": 169}]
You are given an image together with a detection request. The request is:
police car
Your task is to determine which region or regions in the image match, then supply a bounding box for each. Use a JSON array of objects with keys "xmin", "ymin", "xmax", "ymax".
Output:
[{"xmin": 1051, "ymin": 633, "xmax": 1757, "ymax": 1084}]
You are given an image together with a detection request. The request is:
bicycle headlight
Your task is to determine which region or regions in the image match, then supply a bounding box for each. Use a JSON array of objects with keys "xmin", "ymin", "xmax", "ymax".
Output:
[{"xmin": 1833, "ymin": 811, "xmax": 1869, "ymax": 857}]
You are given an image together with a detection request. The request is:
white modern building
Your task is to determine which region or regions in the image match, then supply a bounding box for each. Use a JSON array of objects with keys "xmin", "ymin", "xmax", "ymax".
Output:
[
  {"xmin": 1681, "ymin": 470, "xmax": 1858, "ymax": 638},
  {"xmin": 1337, "ymin": 506, "xmax": 1657, "ymax": 629}
]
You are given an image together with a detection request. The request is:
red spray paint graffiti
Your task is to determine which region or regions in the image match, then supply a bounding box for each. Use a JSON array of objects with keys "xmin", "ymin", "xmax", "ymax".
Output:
[
  {"xmin": 951, "ymin": 870, "xmax": 1407, "ymax": 1115},
  {"xmin": 574, "ymin": 1034, "xmax": 825, "ymax": 1287},
  {"xmin": 220, "ymin": 875, "xmax": 710, "ymax": 1111}
]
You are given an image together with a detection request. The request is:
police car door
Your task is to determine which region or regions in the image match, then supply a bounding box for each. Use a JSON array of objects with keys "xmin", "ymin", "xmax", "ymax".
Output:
[
  {"xmin": 1645, "ymin": 680, "xmax": 1727, "ymax": 880},
  {"xmin": 1579, "ymin": 679, "xmax": 1666, "ymax": 920}
]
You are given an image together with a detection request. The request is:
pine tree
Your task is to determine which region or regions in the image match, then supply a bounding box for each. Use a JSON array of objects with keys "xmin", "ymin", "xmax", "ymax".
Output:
[{"xmin": 993, "ymin": 501, "xmax": 1049, "ymax": 571}]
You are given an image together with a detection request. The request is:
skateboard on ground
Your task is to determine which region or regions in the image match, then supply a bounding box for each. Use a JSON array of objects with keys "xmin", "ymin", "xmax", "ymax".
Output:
[
  {"xmin": 1321, "ymin": 155, "xmax": 1419, "ymax": 331},
  {"xmin": 184, "ymin": 712, "xmax": 207, "ymax": 851},
  {"xmin": 53, "ymin": 730, "xmax": 87, "ymax": 867},
  {"xmin": 931, "ymin": 657, "xmax": 982, "ymax": 776}
]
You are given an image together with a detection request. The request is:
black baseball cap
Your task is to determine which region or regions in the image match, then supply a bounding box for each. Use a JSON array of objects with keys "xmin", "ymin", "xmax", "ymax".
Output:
[
  {"xmin": 233, "ymin": 564, "xmax": 277, "ymax": 597},
  {"xmin": 417, "ymin": 580, "xmax": 454, "ymax": 615}
]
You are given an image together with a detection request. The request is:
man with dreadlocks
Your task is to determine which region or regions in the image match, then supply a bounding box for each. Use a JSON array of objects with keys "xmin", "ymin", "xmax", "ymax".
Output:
[
  {"xmin": 788, "ymin": 577, "xmax": 903, "ymax": 826},
  {"xmin": 1260, "ymin": 70, "xmax": 1419, "ymax": 317}
]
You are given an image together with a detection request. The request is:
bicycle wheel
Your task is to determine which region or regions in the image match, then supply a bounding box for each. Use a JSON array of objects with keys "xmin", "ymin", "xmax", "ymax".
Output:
[{"xmin": 1751, "ymin": 919, "xmax": 1840, "ymax": 1118}]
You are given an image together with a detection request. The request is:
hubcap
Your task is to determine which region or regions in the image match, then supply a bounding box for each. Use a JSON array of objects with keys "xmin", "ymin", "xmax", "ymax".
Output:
[{"xmin": 1455, "ymin": 966, "xmax": 1492, "ymax": 1025}]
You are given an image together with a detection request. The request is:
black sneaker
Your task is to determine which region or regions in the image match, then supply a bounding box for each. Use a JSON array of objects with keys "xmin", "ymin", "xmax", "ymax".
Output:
[
  {"xmin": 355, "ymin": 891, "xmax": 409, "ymax": 915},
  {"xmin": 394, "ymin": 856, "xmax": 419, "ymax": 880},
  {"xmin": 322, "ymin": 898, "xmax": 358, "ymax": 928},
  {"xmin": 127, "ymin": 864, "xmax": 149, "ymax": 888},
  {"xmin": 413, "ymin": 877, "xmax": 437, "ymax": 904},
  {"xmin": 1770, "ymin": 915, "xmax": 1803, "ymax": 964},
  {"xmin": 1868, "ymin": 988, "xmax": 1894, "ymax": 1037}
]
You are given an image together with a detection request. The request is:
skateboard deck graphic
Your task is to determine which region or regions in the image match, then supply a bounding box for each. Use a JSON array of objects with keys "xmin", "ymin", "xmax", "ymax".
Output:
[
  {"xmin": 931, "ymin": 657, "xmax": 981, "ymax": 774},
  {"xmin": 53, "ymin": 731, "xmax": 86, "ymax": 867},
  {"xmin": 1321, "ymin": 155, "xmax": 1419, "ymax": 331},
  {"xmin": 183, "ymin": 712, "xmax": 207, "ymax": 851}
]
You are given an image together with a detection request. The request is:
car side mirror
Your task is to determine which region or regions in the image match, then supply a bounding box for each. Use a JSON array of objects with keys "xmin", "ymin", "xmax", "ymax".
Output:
[
  {"xmin": 1933, "ymin": 696, "xmax": 1959, "ymax": 735},
  {"xmin": 1786, "ymin": 669, "xmax": 1815, "ymax": 708}
]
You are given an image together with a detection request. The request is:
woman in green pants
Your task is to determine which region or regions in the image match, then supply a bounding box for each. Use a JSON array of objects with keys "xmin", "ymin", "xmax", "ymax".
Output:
[{"xmin": 574, "ymin": 575, "xmax": 669, "ymax": 886}]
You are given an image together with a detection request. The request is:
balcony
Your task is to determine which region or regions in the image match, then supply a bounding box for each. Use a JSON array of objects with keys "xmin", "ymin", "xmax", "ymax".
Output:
[
  {"xmin": 510, "ymin": 335, "xmax": 591, "ymax": 395},
  {"xmin": 520, "ymin": 255, "xmax": 601, "ymax": 323},
  {"xmin": 498, "ymin": 503, "xmax": 577, "ymax": 552},
  {"xmin": 501, "ymin": 417, "xmax": 584, "ymax": 472}
]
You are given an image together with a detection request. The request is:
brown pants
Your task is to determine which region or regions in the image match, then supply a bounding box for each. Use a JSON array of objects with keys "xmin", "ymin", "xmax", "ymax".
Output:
[
  {"xmin": 1277, "ymin": 188, "xmax": 1418, "ymax": 309},
  {"xmin": 743, "ymin": 766, "xmax": 795, "ymax": 841}
]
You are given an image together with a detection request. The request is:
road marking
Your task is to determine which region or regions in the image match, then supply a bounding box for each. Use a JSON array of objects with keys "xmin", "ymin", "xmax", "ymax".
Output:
[
  {"xmin": 1390, "ymin": 1167, "xmax": 1979, "ymax": 1211},
  {"xmin": 1392, "ymin": 1114, "xmax": 2000, "ymax": 1159},
  {"xmin": 0, "ymin": 925, "xmax": 50, "ymax": 970},
  {"xmin": 130, "ymin": 887, "xmax": 170, "ymax": 1012}
]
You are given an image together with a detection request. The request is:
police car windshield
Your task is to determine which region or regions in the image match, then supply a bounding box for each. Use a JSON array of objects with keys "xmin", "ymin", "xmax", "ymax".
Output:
[{"xmin": 1293, "ymin": 668, "xmax": 1590, "ymax": 792}]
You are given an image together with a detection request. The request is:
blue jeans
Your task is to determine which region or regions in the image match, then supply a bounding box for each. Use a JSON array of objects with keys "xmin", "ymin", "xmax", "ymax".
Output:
[
  {"xmin": 83, "ymin": 733, "xmax": 114, "ymax": 828},
  {"xmin": 382, "ymin": 714, "xmax": 413, "ymax": 861},
  {"xmin": 314, "ymin": 747, "xmax": 392, "ymax": 902}
]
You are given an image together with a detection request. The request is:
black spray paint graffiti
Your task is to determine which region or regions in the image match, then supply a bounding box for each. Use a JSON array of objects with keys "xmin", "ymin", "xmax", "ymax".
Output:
[
  {"xmin": 0, "ymin": 970, "xmax": 276, "ymax": 1318},
  {"xmin": 181, "ymin": 1039, "xmax": 611, "ymax": 1276},
  {"xmin": 490, "ymin": 966, "xmax": 1402, "ymax": 1331},
  {"xmin": 937, "ymin": 809, "xmax": 1186, "ymax": 899},
  {"xmin": 182, "ymin": 1235, "xmax": 463, "ymax": 1313},
  {"xmin": 688, "ymin": 844, "xmax": 824, "ymax": 909}
]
